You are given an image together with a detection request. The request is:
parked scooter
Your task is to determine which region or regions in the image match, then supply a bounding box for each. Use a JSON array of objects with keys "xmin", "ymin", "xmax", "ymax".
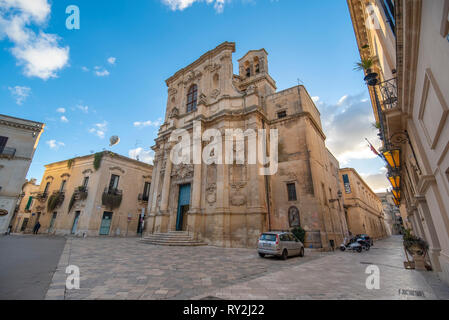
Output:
[{"xmin": 340, "ymin": 237, "xmax": 363, "ymax": 253}]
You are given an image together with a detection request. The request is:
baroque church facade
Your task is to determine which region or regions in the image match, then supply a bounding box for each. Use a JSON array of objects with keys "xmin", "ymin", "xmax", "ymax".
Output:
[{"xmin": 145, "ymin": 42, "xmax": 349, "ymax": 249}]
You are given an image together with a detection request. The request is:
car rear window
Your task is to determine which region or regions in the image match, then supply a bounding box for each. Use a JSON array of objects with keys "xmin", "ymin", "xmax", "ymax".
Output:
[{"xmin": 260, "ymin": 234, "xmax": 277, "ymax": 241}]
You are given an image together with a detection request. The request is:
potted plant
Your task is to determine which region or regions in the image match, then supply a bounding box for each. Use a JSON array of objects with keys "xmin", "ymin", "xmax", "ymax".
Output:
[
  {"xmin": 403, "ymin": 229, "xmax": 429, "ymax": 270},
  {"xmin": 354, "ymin": 58, "xmax": 378, "ymax": 86}
]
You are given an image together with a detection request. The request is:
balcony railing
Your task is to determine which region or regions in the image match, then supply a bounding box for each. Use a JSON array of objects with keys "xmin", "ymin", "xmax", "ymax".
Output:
[
  {"xmin": 379, "ymin": 78, "xmax": 398, "ymax": 111},
  {"xmin": 138, "ymin": 193, "xmax": 149, "ymax": 202},
  {"xmin": 0, "ymin": 147, "xmax": 16, "ymax": 158},
  {"xmin": 35, "ymin": 191, "xmax": 48, "ymax": 202},
  {"xmin": 102, "ymin": 187, "xmax": 123, "ymax": 209}
]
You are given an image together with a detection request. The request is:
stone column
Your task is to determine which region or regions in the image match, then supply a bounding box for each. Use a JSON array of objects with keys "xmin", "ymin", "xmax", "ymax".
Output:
[{"xmin": 160, "ymin": 148, "xmax": 173, "ymax": 213}]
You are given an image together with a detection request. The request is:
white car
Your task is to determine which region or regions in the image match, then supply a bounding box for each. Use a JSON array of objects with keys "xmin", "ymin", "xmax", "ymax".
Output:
[{"xmin": 258, "ymin": 231, "xmax": 305, "ymax": 260}]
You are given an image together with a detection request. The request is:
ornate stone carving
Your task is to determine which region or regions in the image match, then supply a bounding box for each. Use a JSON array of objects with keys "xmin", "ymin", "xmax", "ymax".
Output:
[
  {"xmin": 168, "ymin": 87, "xmax": 178, "ymax": 96},
  {"xmin": 61, "ymin": 173, "xmax": 70, "ymax": 178},
  {"xmin": 206, "ymin": 183, "xmax": 216, "ymax": 205},
  {"xmin": 246, "ymin": 85, "xmax": 257, "ymax": 95},
  {"xmin": 288, "ymin": 206, "xmax": 300, "ymax": 227},
  {"xmin": 204, "ymin": 63, "xmax": 221, "ymax": 73},
  {"xmin": 198, "ymin": 93, "xmax": 207, "ymax": 106},
  {"xmin": 82, "ymin": 169, "xmax": 93, "ymax": 175},
  {"xmin": 230, "ymin": 182, "xmax": 247, "ymax": 206},
  {"xmin": 169, "ymin": 107, "xmax": 179, "ymax": 118},
  {"xmin": 171, "ymin": 164, "xmax": 194, "ymax": 180},
  {"xmin": 210, "ymin": 89, "xmax": 221, "ymax": 100},
  {"xmin": 285, "ymin": 172, "xmax": 297, "ymax": 181},
  {"xmin": 45, "ymin": 176, "xmax": 54, "ymax": 181},
  {"xmin": 183, "ymin": 70, "xmax": 202, "ymax": 86}
]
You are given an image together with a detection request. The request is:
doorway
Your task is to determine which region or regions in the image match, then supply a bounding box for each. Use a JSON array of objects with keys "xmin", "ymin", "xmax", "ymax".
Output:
[
  {"xmin": 176, "ymin": 184, "xmax": 191, "ymax": 231},
  {"xmin": 49, "ymin": 212, "xmax": 57, "ymax": 233},
  {"xmin": 99, "ymin": 212, "xmax": 113, "ymax": 235},
  {"xmin": 71, "ymin": 211, "xmax": 80, "ymax": 234}
]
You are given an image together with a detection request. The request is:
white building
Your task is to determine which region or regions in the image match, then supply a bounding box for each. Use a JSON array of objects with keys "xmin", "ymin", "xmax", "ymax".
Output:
[{"xmin": 0, "ymin": 114, "xmax": 44, "ymax": 234}]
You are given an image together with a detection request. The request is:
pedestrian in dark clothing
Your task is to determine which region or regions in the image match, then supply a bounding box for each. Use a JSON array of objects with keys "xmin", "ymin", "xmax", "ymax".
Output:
[{"xmin": 33, "ymin": 221, "xmax": 41, "ymax": 234}]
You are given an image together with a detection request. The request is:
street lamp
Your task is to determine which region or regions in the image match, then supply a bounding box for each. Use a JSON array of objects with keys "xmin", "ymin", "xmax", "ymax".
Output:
[{"xmin": 382, "ymin": 149, "xmax": 401, "ymax": 171}]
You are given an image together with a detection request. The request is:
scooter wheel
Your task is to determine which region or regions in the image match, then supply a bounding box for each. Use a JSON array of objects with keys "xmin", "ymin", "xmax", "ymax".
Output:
[
  {"xmin": 357, "ymin": 247, "xmax": 362, "ymax": 253},
  {"xmin": 340, "ymin": 247, "xmax": 346, "ymax": 252}
]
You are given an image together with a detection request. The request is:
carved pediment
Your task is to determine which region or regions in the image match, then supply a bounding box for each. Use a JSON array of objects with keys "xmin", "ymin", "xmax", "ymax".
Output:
[
  {"xmin": 211, "ymin": 89, "xmax": 221, "ymax": 100},
  {"xmin": 204, "ymin": 63, "xmax": 221, "ymax": 73},
  {"xmin": 82, "ymin": 169, "xmax": 93, "ymax": 175},
  {"xmin": 168, "ymin": 87, "xmax": 178, "ymax": 96},
  {"xmin": 171, "ymin": 164, "xmax": 194, "ymax": 180},
  {"xmin": 109, "ymin": 166, "xmax": 125, "ymax": 174},
  {"xmin": 183, "ymin": 70, "xmax": 202, "ymax": 86},
  {"xmin": 45, "ymin": 176, "xmax": 54, "ymax": 181},
  {"xmin": 61, "ymin": 173, "xmax": 71, "ymax": 179}
]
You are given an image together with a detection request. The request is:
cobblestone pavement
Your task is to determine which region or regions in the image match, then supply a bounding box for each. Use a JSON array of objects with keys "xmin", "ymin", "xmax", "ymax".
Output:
[
  {"xmin": 195, "ymin": 236, "xmax": 449, "ymax": 300},
  {"xmin": 46, "ymin": 235, "xmax": 449, "ymax": 300},
  {"xmin": 46, "ymin": 237, "xmax": 326, "ymax": 300}
]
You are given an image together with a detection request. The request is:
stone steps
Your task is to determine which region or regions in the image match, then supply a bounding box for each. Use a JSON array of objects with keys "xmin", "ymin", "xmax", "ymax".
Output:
[{"xmin": 140, "ymin": 231, "xmax": 207, "ymax": 247}]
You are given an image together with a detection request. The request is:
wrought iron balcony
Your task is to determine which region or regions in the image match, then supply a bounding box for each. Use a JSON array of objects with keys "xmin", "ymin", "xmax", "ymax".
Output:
[
  {"xmin": 102, "ymin": 187, "xmax": 123, "ymax": 209},
  {"xmin": 379, "ymin": 78, "xmax": 398, "ymax": 111},
  {"xmin": 0, "ymin": 147, "xmax": 16, "ymax": 158},
  {"xmin": 74, "ymin": 186, "xmax": 88, "ymax": 200},
  {"xmin": 138, "ymin": 193, "xmax": 149, "ymax": 202}
]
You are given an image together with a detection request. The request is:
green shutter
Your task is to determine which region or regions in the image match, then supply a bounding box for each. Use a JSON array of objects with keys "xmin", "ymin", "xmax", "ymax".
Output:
[{"xmin": 25, "ymin": 196, "xmax": 33, "ymax": 210}]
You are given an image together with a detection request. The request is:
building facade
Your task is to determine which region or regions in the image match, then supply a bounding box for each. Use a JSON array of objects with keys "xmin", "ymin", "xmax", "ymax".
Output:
[
  {"xmin": 348, "ymin": 0, "xmax": 449, "ymax": 284},
  {"xmin": 377, "ymin": 191, "xmax": 404, "ymax": 235},
  {"xmin": 339, "ymin": 168, "xmax": 387, "ymax": 239},
  {"xmin": 20, "ymin": 151, "xmax": 152, "ymax": 237},
  {"xmin": 10, "ymin": 178, "xmax": 40, "ymax": 233},
  {"xmin": 0, "ymin": 114, "xmax": 44, "ymax": 234},
  {"xmin": 145, "ymin": 42, "xmax": 347, "ymax": 249}
]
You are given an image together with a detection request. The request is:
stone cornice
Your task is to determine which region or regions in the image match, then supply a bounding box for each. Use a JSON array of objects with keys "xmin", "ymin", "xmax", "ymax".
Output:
[
  {"xmin": 165, "ymin": 42, "xmax": 236, "ymax": 86},
  {"xmin": 0, "ymin": 114, "xmax": 44, "ymax": 132}
]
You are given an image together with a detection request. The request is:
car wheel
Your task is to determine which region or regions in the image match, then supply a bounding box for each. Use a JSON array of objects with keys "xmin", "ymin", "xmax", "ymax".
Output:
[
  {"xmin": 299, "ymin": 247, "xmax": 305, "ymax": 257},
  {"xmin": 357, "ymin": 246, "xmax": 362, "ymax": 253},
  {"xmin": 366, "ymin": 245, "xmax": 370, "ymax": 251},
  {"xmin": 258, "ymin": 253, "xmax": 265, "ymax": 258},
  {"xmin": 281, "ymin": 249, "xmax": 288, "ymax": 260}
]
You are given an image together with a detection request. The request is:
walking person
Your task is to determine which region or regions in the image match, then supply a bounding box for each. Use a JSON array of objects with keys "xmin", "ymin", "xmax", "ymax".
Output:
[{"xmin": 33, "ymin": 221, "xmax": 41, "ymax": 234}]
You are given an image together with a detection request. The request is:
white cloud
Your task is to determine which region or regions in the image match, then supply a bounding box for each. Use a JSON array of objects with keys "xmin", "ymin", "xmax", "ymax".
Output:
[
  {"xmin": 56, "ymin": 107, "xmax": 65, "ymax": 113},
  {"xmin": 162, "ymin": 0, "xmax": 227, "ymax": 13},
  {"xmin": 94, "ymin": 67, "xmax": 110, "ymax": 77},
  {"xmin": 317, "ymin": 93, "xmax": 383, "ymax": 165},
  {"xmin": 60, "ymin": 115, "xmax": 68, "ymax": 123},
  {"xmin": 89, "ymin": 121, "xmax": 108, "ymax": 139},
  {"xmin": 311, "ymin": 96, "xmax": 320, "ymax": 103},
  {"xmin": 133, "ymin": 118, "xmax": 163, "ymax": 128},
  {"xmin": 46, "ymin": 139, "xmax": 65, "ymax": 150},
  {"xmin": 76, "ymin": 105, "xmax": 89, "ymax": 113},
  {"xmin": 360, "ymin": 168, "xmax": 390, "ymax": 193},
  {"xmin": 0, "ymin": 0, "xmax": 69, "ymax": 80},
  {"xmin": 107, "ymin": 57, "xmax": 116, "ymax": 65},
  {"xmin": 8, "ymin": 85, "xmax": 30, "ymax": 105},
  {"xmin": 129, "ymin": 147, "xmax": 154, "ymax": 164},
  {"xmin": 81, "ymin": 66, "xmax": 89, "ymax": 72}
]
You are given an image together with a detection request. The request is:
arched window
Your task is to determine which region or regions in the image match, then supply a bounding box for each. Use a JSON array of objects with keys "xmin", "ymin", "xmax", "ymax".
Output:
[{"xmin": 186, "ymin": 84, "xmax": 198, "ymax": 113}]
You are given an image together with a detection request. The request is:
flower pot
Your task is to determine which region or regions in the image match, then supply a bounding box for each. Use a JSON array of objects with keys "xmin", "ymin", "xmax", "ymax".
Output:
[
  {"xmin": 413, "ymin": 254, "xmax": 426, "ymax": 271},
  {"xmin": 364, "ymin": 72, "xmax": 379, "ymax": 86}
]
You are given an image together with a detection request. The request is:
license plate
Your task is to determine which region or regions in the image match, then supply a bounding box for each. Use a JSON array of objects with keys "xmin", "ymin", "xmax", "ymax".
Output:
[{"xmin": 263, "ymin": 243, "xmax": 272, "ymax": 248}]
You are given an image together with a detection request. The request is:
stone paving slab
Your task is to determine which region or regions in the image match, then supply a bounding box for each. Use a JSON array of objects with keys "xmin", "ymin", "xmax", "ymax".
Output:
[
  {"xmin": 194, "ymin": 236, "xmax": 449, "ymax": 300},
  {"xmin": 46, "ymin": 236, "xmax": 325, "ymax": 300},
  {"xmin": 45, "ymin": 235, "xmax": 449, "ymax": 300}
]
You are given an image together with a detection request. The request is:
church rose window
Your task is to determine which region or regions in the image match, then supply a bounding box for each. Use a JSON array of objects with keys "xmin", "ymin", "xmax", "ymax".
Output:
[{"xmin": 186, "ymin": 84, "xmax": 198, "ymax": 113}]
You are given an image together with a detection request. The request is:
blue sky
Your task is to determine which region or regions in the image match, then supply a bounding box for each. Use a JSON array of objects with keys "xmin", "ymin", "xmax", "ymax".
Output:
[{"xmin": 0, "ymin": 0, "xmax": 389, "ymax": 192}]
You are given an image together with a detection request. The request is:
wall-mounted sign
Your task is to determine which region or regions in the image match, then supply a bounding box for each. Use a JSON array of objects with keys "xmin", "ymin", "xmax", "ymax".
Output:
[{"xmin": 0, "ymin": 209, "xmax": 8, "ymax": 216}]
